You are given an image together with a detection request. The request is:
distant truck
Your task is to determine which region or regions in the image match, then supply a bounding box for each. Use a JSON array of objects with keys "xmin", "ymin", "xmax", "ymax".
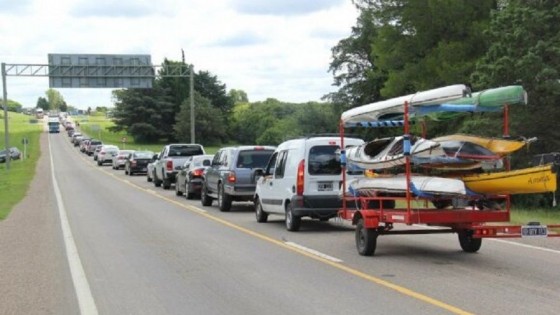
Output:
[
  {"xmin": 47, "ymin": 116, "xmax": 60, "ymax": 133},
  {"xmin": 153, "ymin": 144, "xmax": 206, "ymax": 189}
]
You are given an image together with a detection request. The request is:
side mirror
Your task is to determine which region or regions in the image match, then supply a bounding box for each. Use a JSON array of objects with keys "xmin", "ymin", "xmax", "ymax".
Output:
[{"xmin": 252, "ymin": 168, "xmax": 265, "ymax": 183}]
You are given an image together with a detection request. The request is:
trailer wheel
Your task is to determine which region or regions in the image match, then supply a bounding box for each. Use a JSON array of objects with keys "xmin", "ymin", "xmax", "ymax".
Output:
[
  {"xmin": 458, "ymin": 229, "xmax": 482, "ymax": 253},
  {"xmin": 356, "ymin": 218, "xmax": 377, "ymax": 256}
]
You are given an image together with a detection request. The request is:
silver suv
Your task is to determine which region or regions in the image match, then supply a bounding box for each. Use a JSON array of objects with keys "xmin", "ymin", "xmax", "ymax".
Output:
[{"xmin": 201, "ymin": 145, "xmax": 276, "ymax": 212}]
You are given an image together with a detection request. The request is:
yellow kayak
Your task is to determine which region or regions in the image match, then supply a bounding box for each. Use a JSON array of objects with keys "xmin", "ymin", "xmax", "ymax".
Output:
[
  {"xmin": 462, "ymin": 164, "xmax": 557, "ymax": 195},
  {"xmin": 433, "ymin": 134, "xmax": 535, "ymax": 156}
]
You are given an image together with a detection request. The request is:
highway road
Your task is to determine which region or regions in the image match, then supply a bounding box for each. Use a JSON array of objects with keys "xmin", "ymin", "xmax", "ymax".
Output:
[{"xmin": 2, "ymin": 132, "xmax": 560, "ymax": 315}]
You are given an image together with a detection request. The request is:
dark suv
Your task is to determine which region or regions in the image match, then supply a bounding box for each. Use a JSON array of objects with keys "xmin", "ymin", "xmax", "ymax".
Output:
[{"xmin": 201, "ymin": 145, "xmax": 275, "ymax": 212}]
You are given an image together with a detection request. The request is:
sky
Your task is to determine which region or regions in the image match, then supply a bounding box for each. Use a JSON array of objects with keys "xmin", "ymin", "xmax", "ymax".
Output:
[{"xmin": 0, "ymin": 0, "xmax": 359, "ymax": 110}]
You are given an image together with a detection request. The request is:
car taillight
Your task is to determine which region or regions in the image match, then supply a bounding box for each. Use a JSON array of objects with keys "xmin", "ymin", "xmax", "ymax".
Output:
[
  {"xmin": 131, "ymin": 161, "xmax": 137, "ymax": 166},
  {"xmin": 192, "ymin": 169, "xmax": 204, "ymax": 177},
  {"xmin": 227, "ymin": 171, "xmax": 237, "ymax": 183},
  {"xmin": 296, "ymin": 159, "xmax": 305, "ymax": 195},
  {"xmin": 166, "ymin": 160, "xmax": 173, "ymax": 171}
]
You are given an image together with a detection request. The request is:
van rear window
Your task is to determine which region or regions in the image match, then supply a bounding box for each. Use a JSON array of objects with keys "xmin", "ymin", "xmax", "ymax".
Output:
[{"xmin": 308, "ymin": 145, "xmax": 341, "ymax": 175}]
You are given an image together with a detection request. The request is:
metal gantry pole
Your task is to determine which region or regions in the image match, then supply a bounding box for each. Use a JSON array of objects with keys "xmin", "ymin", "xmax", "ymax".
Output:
[
  {"xmin": 189, "ymin": 65, "xmax": 195, "ymax": 143},
  {"xmin": 2, "ymin": 62, "xmax": 11, "ymax": 170}
]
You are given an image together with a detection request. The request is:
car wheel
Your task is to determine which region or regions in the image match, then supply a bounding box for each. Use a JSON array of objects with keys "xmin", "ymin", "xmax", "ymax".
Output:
[
  {"xmin": 217, "ymin": 183, "xmax": 232, "ymax": 212},
  {"xmin": 200, "ymin": 182, "xmax": 213, "ymax": 206},
  {"xmin": 97, "ymin": 161, "xmax": 102, "ymax": 166},
  {"xmin": 124, "ymin": 168, "xmax": 129, "ymax": 175},
  {"xmin": 285, "ymin": 202, "xmax": 301, "ymax": 231},
  {"xmin": 147, "ymin": 172, "xmax": 152, "ymax": 182},
  {"xmin": 154, "ymin": 173, "xmax": 162, "ymax": 187},
  {"xmin": 458, "ymin": 229, "xmax": 482, "ymax": 253},
  {"xmin": 186, "ymin": 183, "xmax": 195, "ymax": 199},
  {"xmin": 129, "ymin": 169, "xmax": 134, "ymax": 176},
  {"xmin": 162, "ymin": 177, "xmax": 171, "ymax": 190},
  {"xmin": 356, "ymin": 218, "xmax": 377, "ymax": 256},
  {"xmin": 175, "ymin": 181, "xmax": 183, "ymax": 196},
  {"xmin": 255, "ymin": 197, "xmax": 268, "ymax": 223}
]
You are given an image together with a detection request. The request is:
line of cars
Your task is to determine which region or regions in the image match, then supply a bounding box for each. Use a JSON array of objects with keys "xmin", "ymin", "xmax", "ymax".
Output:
[
  {"xmin": 69, "ymin": 132, "xmax": 365, "ymax": 232},
  {"xmin": 146, "ymin": 137, "xmax": 365, "ymax": 232}
]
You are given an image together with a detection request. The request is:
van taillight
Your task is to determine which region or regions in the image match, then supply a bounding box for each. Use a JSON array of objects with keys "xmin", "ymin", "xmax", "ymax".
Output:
[
  {"xmin": 296, "ymin": 159, "xmax": 305, "ymax": 195},
  {"xmin": 166, "ymin": 160, "xmax": 173, "ymax": 171},
  {"xmin": 227, "ymin": 171, "xmax": 237, "ymax": 183}
]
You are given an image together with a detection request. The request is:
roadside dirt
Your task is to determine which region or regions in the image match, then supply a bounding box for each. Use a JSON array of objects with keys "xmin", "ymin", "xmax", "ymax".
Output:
[{"xmin": 0, "ymin": 133, "xmax": 78, "ymax": 314}]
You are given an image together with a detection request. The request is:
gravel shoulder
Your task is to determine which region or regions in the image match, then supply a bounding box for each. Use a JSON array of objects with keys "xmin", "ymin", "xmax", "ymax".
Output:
[{"xmin": 0, "ymin": 133, "xmax": 78, "ymax": 314}]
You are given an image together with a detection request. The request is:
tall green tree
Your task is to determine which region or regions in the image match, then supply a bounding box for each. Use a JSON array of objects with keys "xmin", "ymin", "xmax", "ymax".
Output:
[
  {"xmin": 36, "ymin": 97, "xmax": 49, "ymax": 111},
  {"xmin": 110, "ymin": 87, "xmax": 175, "ymax": 142},
  {"xmin": 173, "ymin": 92, "xmax": 227, "ymax": 145},
  {"xmin": 472, "ymin": 0, "xmax": 560, "ymax": 156},
  {"xmin": 45, "ymin": 89, "xmax": 65, "ymax": 110}
]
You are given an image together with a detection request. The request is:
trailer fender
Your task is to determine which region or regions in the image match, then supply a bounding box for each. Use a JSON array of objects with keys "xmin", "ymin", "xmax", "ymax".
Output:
[{"xmin": 352, "ymin": 210, "xmax": 379, "ymax": 228}]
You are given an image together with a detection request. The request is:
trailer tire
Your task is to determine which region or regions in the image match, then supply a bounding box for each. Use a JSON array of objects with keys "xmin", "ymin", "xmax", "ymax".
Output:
[
  {"xmin": 356, "ymin": 218, "xmax": 377, "ymax": 256},
  {"xmin": 458, "ymin": 229, "xmax": 482, "ymax": 253}
]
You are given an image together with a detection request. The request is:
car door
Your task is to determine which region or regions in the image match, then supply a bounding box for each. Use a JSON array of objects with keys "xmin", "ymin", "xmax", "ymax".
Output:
[
  {"xmin": 258, "ymin": 150, "xmax": 289, "ymax": 214},
  {"xmin": 206, "ymin": 149, "xmax": 225, "ymax": 194}
]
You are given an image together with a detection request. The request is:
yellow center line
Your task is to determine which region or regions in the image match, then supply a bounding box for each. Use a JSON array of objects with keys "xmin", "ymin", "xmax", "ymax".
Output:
[{"xmin": 88, "ymin": 155, "xmax": 473, "ymax": 315}]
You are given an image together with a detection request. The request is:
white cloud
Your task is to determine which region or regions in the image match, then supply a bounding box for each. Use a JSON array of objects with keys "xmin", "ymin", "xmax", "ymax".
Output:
[{"xmin": 0, "ymin": 0, "xmax": 358, "ymax": 109}]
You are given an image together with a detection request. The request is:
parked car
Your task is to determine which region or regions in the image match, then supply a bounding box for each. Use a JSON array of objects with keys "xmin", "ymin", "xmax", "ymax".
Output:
[
  {"xmin": 153, "ymin": 144, "xmax": 206, "ymax": 189},
  {"xmin": 176, "ymin": 154, "xmax": 214, "ymax": 199},
  {"xmin": 86, "ymin": 140, "xmax": 102, "ymax": 156},
  {"xmin": 253, "ymin": 136, "xmax": 364, "ymax": 231},
  {"xmin": 0, "ymin": 147, "xmax": 22, "ymax": 163},
  {"xmin": 124, "ymin": 151, "xmax": 154, "ymax": 175},
  {"xmin": 146, "ymin": 153, "xmax": 159, "ymax": 182},
  {"xmin": 201, "ymin": 145, "xmax": 276, "ymax": 212},
  {"xmin": 96, "ymin": 145, "xmax": 120, "ymax": 166},
  {"xmin": 112, "ymin": 150, "xmax": 135, "ymax": 170}
]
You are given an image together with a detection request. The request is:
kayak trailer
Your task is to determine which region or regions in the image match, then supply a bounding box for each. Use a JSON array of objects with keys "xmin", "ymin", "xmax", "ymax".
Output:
[{"xmin": 338, "ymin": 85, "xmax": 560, "ymax": 256}]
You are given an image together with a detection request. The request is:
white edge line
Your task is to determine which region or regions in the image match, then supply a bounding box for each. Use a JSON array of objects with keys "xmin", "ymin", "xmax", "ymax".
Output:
[
  {"xmin": 49, "ymin": 135, "xmax": 99, "ymax": 315},
  {"xmin": 284, "ymin": 241, "xmax": 343, "ymax": 263}
]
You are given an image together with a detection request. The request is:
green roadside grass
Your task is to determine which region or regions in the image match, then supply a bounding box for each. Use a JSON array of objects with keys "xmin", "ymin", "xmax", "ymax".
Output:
[{"xmin": 0, "ymin": 112, "xmax": 42, "ymax": 220}]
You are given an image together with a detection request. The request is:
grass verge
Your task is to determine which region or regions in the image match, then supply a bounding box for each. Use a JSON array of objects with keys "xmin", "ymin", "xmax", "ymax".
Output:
[{"xmin": 0, "ymin": 112, "xmax": 42, "ymax": 220}]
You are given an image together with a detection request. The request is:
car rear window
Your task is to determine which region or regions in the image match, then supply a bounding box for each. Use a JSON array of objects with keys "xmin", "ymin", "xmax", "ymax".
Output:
[
  {"xmin": 135, "ymin": 152, "xmax": 153, "ymax": 159},
  {"xmin": 169, "ymin": 145, "xmax": 204, "ymax": 156},
  {"xmin": 308, "ymin": 145, "xmax": 341, "ymax": 175},
  {"xmin": 236, "ymin": 150, "xmax": 274, "ymax": 169}
]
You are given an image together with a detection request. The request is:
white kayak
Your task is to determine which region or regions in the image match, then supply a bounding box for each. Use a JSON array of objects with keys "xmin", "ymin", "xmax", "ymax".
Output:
[
  {"xmin": 345, "ymin": 136, "xmax": 444, "ymax": 170},
  {"xmin": 345, "ymin": 175, "xmax": 467, "ymax": 197},
  {"xmin": 341, "ymin": 84, "xmax": 469, "ymax": 124}
]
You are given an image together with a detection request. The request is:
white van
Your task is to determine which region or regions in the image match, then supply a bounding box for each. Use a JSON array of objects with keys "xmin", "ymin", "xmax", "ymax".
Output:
[{"xmin": 254, "ymin": 136, "xmax": 364, "ymax": 231}]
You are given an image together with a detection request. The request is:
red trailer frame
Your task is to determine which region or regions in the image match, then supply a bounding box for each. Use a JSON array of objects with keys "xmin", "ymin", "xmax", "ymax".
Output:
[{"xmin": 339, "ymin": 101, "xmax": 560, "ymax": 256}]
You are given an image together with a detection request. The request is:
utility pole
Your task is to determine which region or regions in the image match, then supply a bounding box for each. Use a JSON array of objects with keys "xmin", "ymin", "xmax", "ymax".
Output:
[
  {"xmin": 190, "ymin": 64, "xmax": 195, "ymax": 143},
  {"xmin": 2, "ymin": 62, "xmax": 11, "ymax": 170}
]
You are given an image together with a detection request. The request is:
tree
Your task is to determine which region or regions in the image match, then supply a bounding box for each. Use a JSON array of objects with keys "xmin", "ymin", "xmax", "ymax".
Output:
[
  {"xmin": 36, "ymin": 97, "xmax": 49, "ymax": 111},
  {"xmin": 228, "ymin": 89, "xmax": 249, "ymax": 104},
  {"xmin": 174, "ymin": 92, "xmax": 227, "ymax": 145},
  {"xmin": 110, "ymin": 87, "xmax": 175, "ymax": 142},
  {"xmin": 327, "ymin": 3, "xmax": 386, "ymax": 111},
  {"xmin": 45, "ymin": 89, "xmax": 65, "ymax": 110},
  {"xmin": 471, "ymin": 0, "xmax": 560, "ymax": 157}
]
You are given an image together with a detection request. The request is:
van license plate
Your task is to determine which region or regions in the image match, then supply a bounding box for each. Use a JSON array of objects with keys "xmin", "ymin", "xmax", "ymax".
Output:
[
  {"xmin": 521, "ymin": 225, "xmax": 548, "ymax": 237},
  {"xmin": 318, "ymin": 182, "xmax": 333, "ymax": 191}
]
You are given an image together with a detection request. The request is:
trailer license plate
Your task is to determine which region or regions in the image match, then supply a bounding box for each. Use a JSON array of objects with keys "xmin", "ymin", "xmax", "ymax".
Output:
[
  {"xmin": 318, "ymin": 182, "xmax": 333, "ymax": 191},
  {"xmin": 521, "ymin": 225, "xmax": 548, "ymax": 237}
]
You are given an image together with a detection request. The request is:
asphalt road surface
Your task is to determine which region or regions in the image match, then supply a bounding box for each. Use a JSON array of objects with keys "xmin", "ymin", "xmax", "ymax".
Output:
[{"xmin": 1, "ymin": 132, "xmax": 560, "ymax": 315}]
